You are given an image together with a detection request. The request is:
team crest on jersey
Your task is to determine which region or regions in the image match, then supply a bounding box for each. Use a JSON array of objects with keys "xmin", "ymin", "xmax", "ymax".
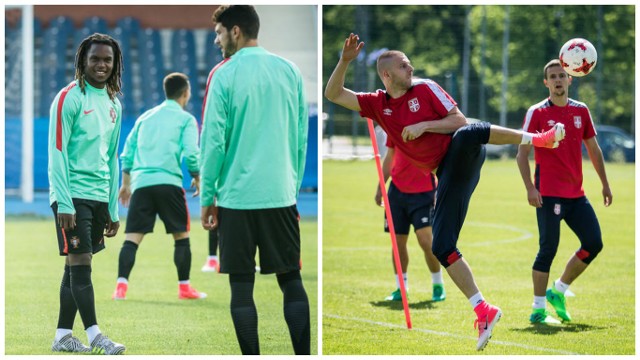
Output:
[
  {"xmin": 574, "ymin": 116, "xmax": 582, "ymax": 129},
  {"xmin": 554, "ymin": 204, "xmax": 561, "ymax": 215},
  {"xmin": 408, "ymin": 98, "xmax": 420, "ymax": 112},
  {"xmin": 109, "ymin": 107, "xmax": 116, "ymax": 123},
  {"xmin": 547, "ymin": 120, "xmax": 556, "ymax": 127},
  {"xmin": 70, "ymin": 236, "xmax": 80, "ymax": 249},
  {"xmin": 383, "ymin": 108, "xmax": 393, "ymax": 116}
]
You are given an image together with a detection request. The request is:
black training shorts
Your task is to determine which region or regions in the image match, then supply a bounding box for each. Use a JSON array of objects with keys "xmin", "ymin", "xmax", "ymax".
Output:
[
  {"xmin": 52, "ymin": 199, "xmax": 109, "ymax": 256},
  {"xmin": 124, "ymin": 184, "xmax": 190, "ymax": 234},
  {"xmin": 218, "ymin": 205, "xmax": 301, "ymax": 275},
  {"xmin": 384, "ymin": 181, "xmax": 435, "ymax": 235}
]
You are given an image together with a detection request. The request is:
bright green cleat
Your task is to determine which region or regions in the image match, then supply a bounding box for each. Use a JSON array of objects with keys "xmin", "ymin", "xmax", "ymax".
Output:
[
  {"xmin": 546, "ymin": 286, "xmax": 572, "ymax": 322},
  {"xmin": 385, "ymin": 289, "xmax": 404, "ymax": 301},
  {"xmin": 432, "ymin": 284, "xmax": 446, "ymax": 302},
  {"xmin": 529, "ymin": 308, "xmax": 561, "ymax": 324}
]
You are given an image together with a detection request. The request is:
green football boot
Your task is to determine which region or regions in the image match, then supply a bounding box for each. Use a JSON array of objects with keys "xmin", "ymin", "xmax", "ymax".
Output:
[
  {"xmin": 529, "ymin": 308, "xmax": 561, "ymax": 324},
  {"xmin": 432, "ymin": 284, "xmax": 446, "ymax": 302},
  {"xmin": 546, "ymin": 286, "xmax": 572, "ymax": 322},
  {"xmin": 385, "ymin": 288, "xmax": 404, "ymax": 301}
]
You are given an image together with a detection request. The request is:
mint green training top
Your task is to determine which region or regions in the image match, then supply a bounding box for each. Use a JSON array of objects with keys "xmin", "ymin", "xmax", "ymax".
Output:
[
  {"xmin": 120, "ymin": 99, "xmax": 200, "ymax": 192},
  {"xmin": 200, "ymin": 46, "xmax": 308, "ymax": 209},
  {"xmin": 48, "ymin": 80, "xmax": 122, "ymax": 222}
]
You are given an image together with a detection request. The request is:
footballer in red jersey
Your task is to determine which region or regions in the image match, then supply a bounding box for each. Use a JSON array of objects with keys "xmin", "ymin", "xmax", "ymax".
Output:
[
  {"xmin": 517, "ymin": 59, "xmax": 611, "ymax": 324},
  {"xmin": 326, "ymin": 33, "xmax": 566, "ymax": 351},
  {"xmin": 374, "ymin": 135, "xmax": 445, "ymax": 303}
]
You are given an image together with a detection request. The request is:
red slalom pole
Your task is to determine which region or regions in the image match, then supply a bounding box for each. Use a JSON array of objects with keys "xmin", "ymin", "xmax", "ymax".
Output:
[{"xmin": 366, "ymin": 118, "xmax": 412, "ymax": 330}]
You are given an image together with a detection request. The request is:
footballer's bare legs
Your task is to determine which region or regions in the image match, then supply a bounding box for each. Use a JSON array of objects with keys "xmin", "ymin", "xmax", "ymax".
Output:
[
  {"xmin": 393, "ymin": 234, "xmax": 410, "ymax": 273},
  {"xmin": 532, "ymin": 269, "xmax": 550, "ymax": 297},
  {"xmin": 559, "ymin": 254, "xmax": 589, "ymax": 285},
  {"xmin": 126, "ymin": 233, "xmax": 144, "ymax": 245},
  {"xmin": 488, "ymin": 124, "xmax": 565, "ymax": 148},
  {"xmin": 172, "ymin": 232, "xmax": 189, "ymax": 241},
  {"xmin": 445, "ymin": 258, "xmax": 479, "ymax": 298},
  {"xmin": 415, "ymin": 227, "xmax": 440, "ymax": 273},
  {"xmin": 488, "ymin": 126, "xmax": 528, "ymax": 145}
]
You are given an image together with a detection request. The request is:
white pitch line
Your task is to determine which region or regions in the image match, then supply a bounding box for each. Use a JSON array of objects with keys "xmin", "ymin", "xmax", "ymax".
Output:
[
  {"xmin": 326, "ymin": 222, "xmax": 533, "ymax": 251},
  {"xmin": 463, "ymin": 221, "xmax": 533, "ymax": 247},
  {"xmin": 324, "ymin": 313, "xmax": 581, "ymax": 355}
]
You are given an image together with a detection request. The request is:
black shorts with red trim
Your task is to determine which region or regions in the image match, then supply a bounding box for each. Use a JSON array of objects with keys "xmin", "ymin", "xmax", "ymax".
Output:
[
  {"xmin": 218, "ymin": 205, "xmax": 301, "ymax": 275},
  {"xmin": 52, "ymin": 199, "xmax": 108, "ymax": 256},
  {"xmin": 384, "ymin": 181, "xmax": 435, "ymax": 235},
  {"xmin": 124, "ymin": 184, "xmax": 190, "ymax": 234}
]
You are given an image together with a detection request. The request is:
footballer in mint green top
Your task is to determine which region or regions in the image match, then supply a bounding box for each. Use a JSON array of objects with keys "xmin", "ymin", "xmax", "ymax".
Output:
[
  {"xmin": 48, "ymin": 79, "xmax": 122, "ymax": 222},
  {"xmin": 120, "ymin": 99, "xmax": 200, "ymax": 192},
  {"xmin": 200, "ymin": 46, "xmax": 308, "ymax": 209}
]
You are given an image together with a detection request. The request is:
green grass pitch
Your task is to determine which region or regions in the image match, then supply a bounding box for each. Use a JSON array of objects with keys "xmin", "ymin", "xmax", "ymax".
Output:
[
  {"xmin": 5, "ymin": 217, "xmax": 317, "ymax": 355},
  {"xmin": 323, "ymin": 159, "xmax": 634, "ymax": 355}
]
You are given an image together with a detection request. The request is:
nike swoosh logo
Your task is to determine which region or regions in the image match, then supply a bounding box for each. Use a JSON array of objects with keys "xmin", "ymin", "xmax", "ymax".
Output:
[{"xmin": 84, "ymin": 109, "xmax": 95, "ymax": 115}]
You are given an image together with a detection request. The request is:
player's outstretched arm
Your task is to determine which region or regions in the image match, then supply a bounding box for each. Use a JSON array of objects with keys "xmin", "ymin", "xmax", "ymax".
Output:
[
  {"xmin": 325, "ymin": 33, "xmax": 364, "ymax": 112},
  {"xmin": 584, "ymin": 137, "xmax": 612, "ymax": 206}
]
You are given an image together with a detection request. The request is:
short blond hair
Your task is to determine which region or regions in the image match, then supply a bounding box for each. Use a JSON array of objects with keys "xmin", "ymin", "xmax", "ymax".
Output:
[{"xmin": 376, "ymin": 50, "xmax": 406, "ymax": 78}]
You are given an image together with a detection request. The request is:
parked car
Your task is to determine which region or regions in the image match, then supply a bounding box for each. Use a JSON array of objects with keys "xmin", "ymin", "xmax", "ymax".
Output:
[{"xmin": 583, "ymin": 125, "xmax": 635, "ymax": 163}]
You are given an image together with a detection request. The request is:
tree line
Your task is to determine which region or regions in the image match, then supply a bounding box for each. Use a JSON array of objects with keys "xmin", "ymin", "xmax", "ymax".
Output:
[{"xmin": 323, "ymin": 5, "xmax": 635, "ymax": 135}]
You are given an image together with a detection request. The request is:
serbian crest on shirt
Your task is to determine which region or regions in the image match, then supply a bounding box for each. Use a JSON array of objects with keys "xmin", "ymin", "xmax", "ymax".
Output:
[
  {"xmin": 110, "ymin": 107, "xmax": 116, "ymax": 123},
  {"xmin": 408, "ymin": 98, "xmax": 420, "ymax": 112},
  {"xmin": 574, "ymin": 116, "xmax": 582, "ymax": 129}
]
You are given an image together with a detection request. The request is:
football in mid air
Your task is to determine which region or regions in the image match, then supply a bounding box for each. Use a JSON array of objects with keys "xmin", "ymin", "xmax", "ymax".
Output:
[{"xmin": 559, "ymin": 38, "xmax": 597, "ymax": 77}]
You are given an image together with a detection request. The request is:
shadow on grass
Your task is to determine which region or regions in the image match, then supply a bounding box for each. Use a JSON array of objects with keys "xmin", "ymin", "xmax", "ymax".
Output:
[
  {"xmin": 511, "ymin": 322, "xmax": 606, "ymax": 335},
  {"xmin": 370, "ymin": 299, "xmax": 444, "ymax": 310}
]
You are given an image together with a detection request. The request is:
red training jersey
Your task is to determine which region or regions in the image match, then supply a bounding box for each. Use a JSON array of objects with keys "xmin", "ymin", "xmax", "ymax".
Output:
[
  {"xmin": 357, "ymin": 79, "xmax": 454, "ymax": 174},
  {"xmin": 386, "ymin": 137, "xmax": 436, "ymax": 193},
  {"xmin": 522, "ymin": 98, "xmax": 596, "ymax": 198}
]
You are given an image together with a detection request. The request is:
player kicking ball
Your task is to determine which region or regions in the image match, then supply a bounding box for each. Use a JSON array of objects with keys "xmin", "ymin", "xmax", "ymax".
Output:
[{"xmin": 326, "ymin": 33, "xmax": 565, "ymax": 351}]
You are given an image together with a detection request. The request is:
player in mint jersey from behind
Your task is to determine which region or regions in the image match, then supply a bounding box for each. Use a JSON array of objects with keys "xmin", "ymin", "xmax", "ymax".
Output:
[
  {"xmin": 112, "ymin": 72, "xmax": 205, "ymax": 301},
  {"xmin": 200, "ymin": 6, "xmax": 310, "ymax": 355},
  {"xmin": 374, "ymin": 132, "xmax": 445, "ymax": 303},
  {"xmin": 326, "ymin": 33, "xmax": 566, "ymax": 351},
  {"xmin": 517, "ymin": 59, "xmax": 612, "ymax": 324},
  {"xmin": 48, "ymin": 33, "xmax": 126, "ymax": 355}
]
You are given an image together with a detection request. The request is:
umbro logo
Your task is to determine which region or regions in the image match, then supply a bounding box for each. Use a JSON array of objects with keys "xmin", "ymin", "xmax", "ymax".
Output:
[
  {"xmin": 383, "ymin": 108, "xmax": 392, "ymax": 116},
  {"xmin": 547, "ymin": 120, "xmax": 556, "ymax": 127},
  {"xmin": 421, "ymin": 217, "xmax": 429, "ymax": 223},
  {"xmin": 83, "ymin": 109, "xmax": 95, "ymax": 115}
]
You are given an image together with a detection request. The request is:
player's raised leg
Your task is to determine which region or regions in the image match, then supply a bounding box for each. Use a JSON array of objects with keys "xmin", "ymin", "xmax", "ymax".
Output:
[{"xmin": 489, "ymin": 123, "xmax": 566, "ymax": 149}]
